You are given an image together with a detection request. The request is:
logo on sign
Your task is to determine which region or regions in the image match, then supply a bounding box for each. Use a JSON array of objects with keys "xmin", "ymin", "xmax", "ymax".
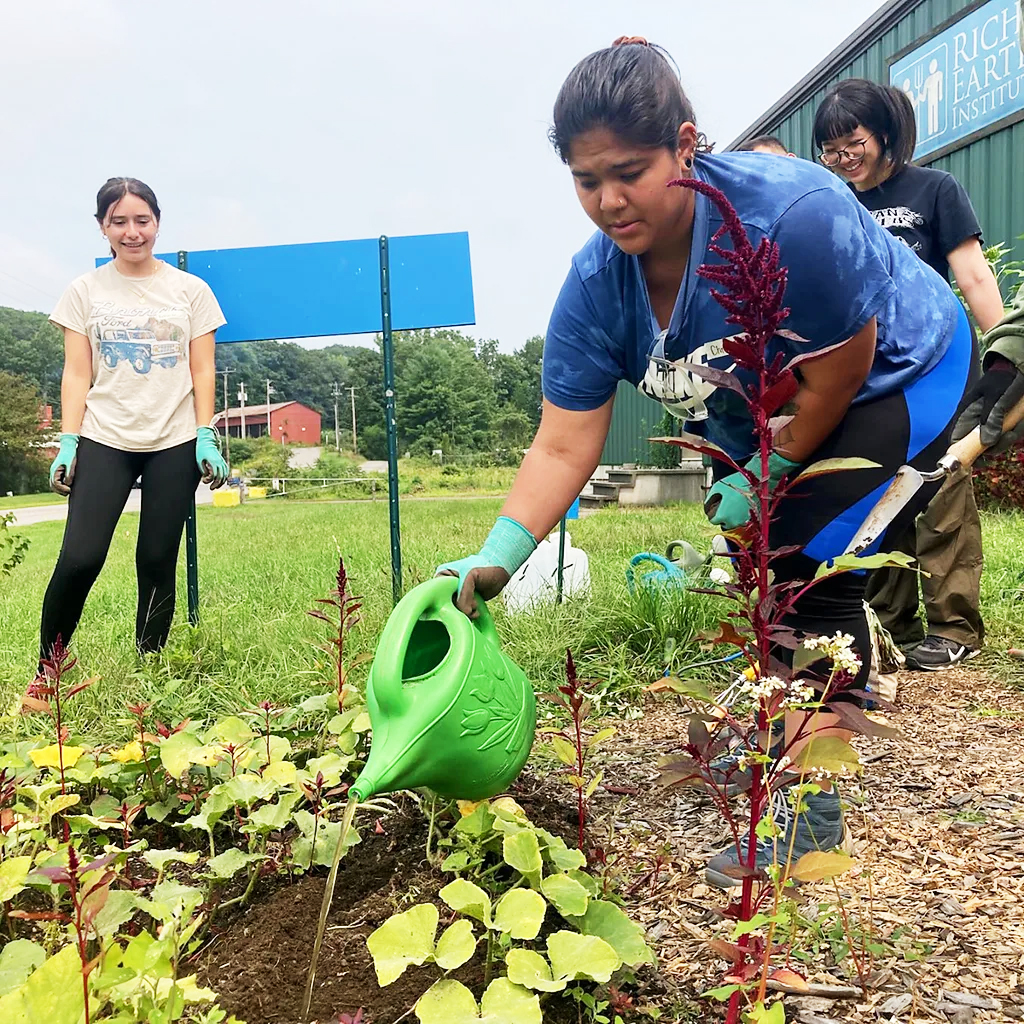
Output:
[{"xmin": 889, "ymin": 0, "xmax": 1024, "ymax": 158}]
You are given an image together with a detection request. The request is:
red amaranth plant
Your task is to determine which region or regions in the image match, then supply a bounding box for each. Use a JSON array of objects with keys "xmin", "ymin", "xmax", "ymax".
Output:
[
  {"xmin": 650, "ymin": 178, "xmax": 900, "ymax": 1019},
  {"xmin": 309, "ymin": 555, "xmax": 363, "ymax": 711},
  {"xmin": 542, "ymin": 650, "xmax": 614, "ymax": 852}
]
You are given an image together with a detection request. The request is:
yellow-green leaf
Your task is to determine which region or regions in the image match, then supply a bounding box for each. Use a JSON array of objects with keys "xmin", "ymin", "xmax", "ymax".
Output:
[
  {"xmin": 0, "ymin": 857, "xmax": 33, "ymax": 902},
  {"xmin": 549, "ymin": 735, "xmax": 578, "ymax": 767},
  {"xmin": 794, "ymin": 457, "xmax": 880, "ymax": 481},
  {"xmin": 414, "ymin": 978, "xmax": 479, "ymax": 1024},
  {"xmin": 546, "ymin": 931, "xmax": 621, "ymax": 983},
  {"xmin": 491, "ymin": 888, "xmax": 546, "ymax": 940},
  {"xmin": 505, "ymin": 948, "xmax": 565, "ymax": 992},
  {"xmin": 586, "ymin": 727, "xmax": 616, "ymax": 747},
  {"xmin": 0, "ymin": 944, "xmax": 85, "ymax": 1024},
  {"xmin": 434, "ymin": 920, "xmax": 476, "ymax": 971},
  {"xmin": 540, "ymin": 873, "xmax": 590, "ymax": 917},
  {"xmin": 367, "ymin": 903, "xmax": 439, "ymax": 986},
  {"xmin": 440, "ymin": 878, "xmax": 491, "ymax": 924},
  {"xmin": 502, "ymin": 830, "xmax": 542, "ymax": 881},
  {"xmin": 480, "ymin": 977, "xmax": 542, "ymax": 1024},
  {"xmin": 792, "ymin": 737, "xmax": 861, "ymax": 775},
  {"xmin": 158, "ymin": 732, "xmax": 202, "ymax": 777},
  {"xmin": 29, "ymin": 744, "xmax": 86, "ymax": 769},
  {"xmin": 789, "ymin": 850, "xmax": 859, "ymax": 884}
]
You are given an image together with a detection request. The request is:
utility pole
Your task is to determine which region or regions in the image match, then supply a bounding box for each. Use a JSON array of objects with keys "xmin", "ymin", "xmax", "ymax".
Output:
[
  {"xmin": 238, "ymin": 382, "xmax": 248, "ymax": 439},
  {"xmin": 219, "ymin": 367, "xmax": 234, "ymax": 466},
  {"xmin": 347, "ymin": 386, "xmax": 358, "ymax": 454},
  {"xmin": 331, "ymin": 381, "xmax": 343, "ymax": 451},
  {"xmin": 265, "ymin": 378, "xmax": 274, "ymax": 436}
]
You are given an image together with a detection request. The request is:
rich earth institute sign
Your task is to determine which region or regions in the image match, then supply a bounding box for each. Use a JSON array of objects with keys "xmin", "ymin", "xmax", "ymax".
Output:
[{"xmin": 889, "ymin": 0, "xmax": 1024, "ymax": 160}]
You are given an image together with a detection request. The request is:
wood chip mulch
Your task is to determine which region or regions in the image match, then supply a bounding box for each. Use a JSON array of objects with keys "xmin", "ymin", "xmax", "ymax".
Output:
[{"xmin": 582, "ymin": 665, "xmax": 1024, "ymax": 1023}]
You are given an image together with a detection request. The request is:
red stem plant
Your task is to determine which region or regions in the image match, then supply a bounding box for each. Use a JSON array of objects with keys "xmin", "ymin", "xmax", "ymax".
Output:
[
  {"xmin": 38, "ymin": 847, "xmax": 120, "ymax": 1024},
  {"xmin": 309, "ymin": 555, "xmax": 363, "ymax": 712},
  {"xmin": 652, "ymin": 179, "xmax": 899, "ymax": 1021}
]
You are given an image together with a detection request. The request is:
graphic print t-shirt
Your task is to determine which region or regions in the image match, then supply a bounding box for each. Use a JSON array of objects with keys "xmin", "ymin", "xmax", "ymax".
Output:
[
  {"xmin": 50, "ymin": 261, "xmax": 226, "ymax": 452},
  {"xmin": 853, "ymin": 164, "xmax": 982, "ymax": 281},
  {"xmin": 541, "ymin": 151, "xmax": 961, "ymax": 459}
]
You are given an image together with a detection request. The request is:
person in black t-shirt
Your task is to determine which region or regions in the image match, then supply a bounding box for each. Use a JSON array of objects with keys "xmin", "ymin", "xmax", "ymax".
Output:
[{"xmin": 813, "ymin": 79, "xmax": 1007, "ymax": 672}]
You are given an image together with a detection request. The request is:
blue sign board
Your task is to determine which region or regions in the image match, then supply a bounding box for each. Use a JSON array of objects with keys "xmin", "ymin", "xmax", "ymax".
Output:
[
  {"xmin": 890, "ymin": 0, "xmax": 1024, "ymax": 159},
  {"xmin": 98, "ymin": 231, "xmax": 475, "ymax": 343}
]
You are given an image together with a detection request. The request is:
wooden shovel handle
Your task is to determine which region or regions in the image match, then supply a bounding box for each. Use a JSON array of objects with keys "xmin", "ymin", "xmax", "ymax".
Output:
[{"xmin": 946, "ymin": 390, "xmax": 1024, "ymax": 469}]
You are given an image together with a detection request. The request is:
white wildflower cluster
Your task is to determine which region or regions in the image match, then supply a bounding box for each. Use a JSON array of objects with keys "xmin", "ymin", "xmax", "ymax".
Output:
[
  {"xmin": 744, "ymin": 675, "xmax": 787, "ymax": 700},
  {"xmin": 784, "ymin": 678, "xmax": 816, "ymax": 706},
  {"xmin": 803, "ymin": 631, "xmax": 862, "ymax": 675}
]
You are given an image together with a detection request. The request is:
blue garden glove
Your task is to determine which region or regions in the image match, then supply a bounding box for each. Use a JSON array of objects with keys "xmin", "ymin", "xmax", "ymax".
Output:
[
  {"xmin": 195, "ymin": 426, "xmax": 229, "ymax": 489},
  {"xmin": 704, "ymin": 451, "xmax": 801, "ymax": 530},
  {"xmin": 49, "ymin": 433, "xmax": 80, "ymax": 496},
  {"xmin": 437, "ymin": 515, "xmax": 537, "ymax": 618}
]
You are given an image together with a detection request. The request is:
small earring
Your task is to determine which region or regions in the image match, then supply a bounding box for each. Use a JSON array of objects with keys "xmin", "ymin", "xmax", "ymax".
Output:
[{"xmin": 684, "ymin": 157, "xmax": 693, "ymax": 169}]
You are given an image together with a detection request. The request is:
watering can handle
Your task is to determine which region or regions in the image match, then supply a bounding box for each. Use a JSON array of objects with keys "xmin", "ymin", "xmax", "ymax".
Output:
[
  {"xmin": 369, "ymin": 576, "xmax": 479, "ymax": 717},
  {"xmin": 629, "ymin": 552, "xmax": 680, "ymax": 575},
  {"xmin": 665, "ymin": 541, "xmax": 687, "ymax": 563}
]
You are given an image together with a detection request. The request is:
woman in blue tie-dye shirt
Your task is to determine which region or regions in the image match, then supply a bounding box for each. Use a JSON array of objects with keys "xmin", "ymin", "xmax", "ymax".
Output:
[{"xmin": 438, "ymin": 39, "xmax": 971, "ymax": 887}]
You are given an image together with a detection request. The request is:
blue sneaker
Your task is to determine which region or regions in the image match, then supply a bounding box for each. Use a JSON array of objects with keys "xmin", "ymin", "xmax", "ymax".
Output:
[{"xmin": 705, "ymin": 786, "xmax": 849, "ymax": 889}]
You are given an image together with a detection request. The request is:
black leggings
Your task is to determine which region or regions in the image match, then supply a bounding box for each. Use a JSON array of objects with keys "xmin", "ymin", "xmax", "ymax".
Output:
[{"xmin": 40, "ymin": 437, "xmax": 200, "ymax": 662}]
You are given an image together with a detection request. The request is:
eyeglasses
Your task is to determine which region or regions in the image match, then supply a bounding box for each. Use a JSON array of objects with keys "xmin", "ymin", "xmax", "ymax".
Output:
[{"xmin": 819, "ymin": 137, "xmax": 871, "ymax": 167}]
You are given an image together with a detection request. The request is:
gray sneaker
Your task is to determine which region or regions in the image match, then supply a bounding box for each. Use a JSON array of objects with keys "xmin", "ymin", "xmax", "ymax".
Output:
[
  {"xmin": 700, "ymin": 733, "xmax": 784, "ymax": 797},
  {"xmin": 904, "ymin": 634, "xmax": 979, "ymax": 672},
  {"xmin": 705, "ymin": 786, "xmax": 848, "ymax": 889}
]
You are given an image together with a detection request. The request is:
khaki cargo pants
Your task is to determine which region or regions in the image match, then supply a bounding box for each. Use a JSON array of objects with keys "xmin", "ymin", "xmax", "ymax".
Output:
[{"xmin": 865, "ymin": 463, "xmax": 984, "ymax": 649}]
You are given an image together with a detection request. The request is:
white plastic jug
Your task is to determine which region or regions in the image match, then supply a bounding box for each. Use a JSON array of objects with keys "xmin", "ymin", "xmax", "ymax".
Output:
[{"xmin": 504, "ymin": 532, "xmax": 591, "ymax": 613}]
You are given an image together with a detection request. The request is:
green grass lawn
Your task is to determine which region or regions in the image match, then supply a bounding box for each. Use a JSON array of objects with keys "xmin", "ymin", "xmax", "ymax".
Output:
[
  {"xmin": 0, "ymin": 491, "xmax": 66, "ymax": 510},
  {"xmin": 0, "ymin": 499, "xmax": 724, "ymax": 738},
  {"xmin": 2, "ymin": 499, "xmax": 1022, "ymax": 740}
]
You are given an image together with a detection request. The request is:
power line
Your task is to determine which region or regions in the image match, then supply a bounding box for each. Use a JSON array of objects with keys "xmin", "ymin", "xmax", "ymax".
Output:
[{"xmin": 0, "ymin": 266, "xmax": 60, "ymax": 305}]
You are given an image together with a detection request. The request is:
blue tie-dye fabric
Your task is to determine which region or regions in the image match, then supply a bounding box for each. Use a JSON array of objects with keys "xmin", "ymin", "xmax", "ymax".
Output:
[{"xmin": 542, "ymin": 151, "xmax": 960, "ymax": 459}]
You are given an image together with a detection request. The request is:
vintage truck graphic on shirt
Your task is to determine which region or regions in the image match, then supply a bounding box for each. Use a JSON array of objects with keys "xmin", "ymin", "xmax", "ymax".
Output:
[{"xmin": 99, "ymin": 328, "xmax": 180, "ymax": 373}]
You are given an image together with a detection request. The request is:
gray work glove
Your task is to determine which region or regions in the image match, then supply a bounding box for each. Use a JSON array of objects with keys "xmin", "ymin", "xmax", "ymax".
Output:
[{"xmin": 952, "ymin": 357, "xmax": 1024, "ymax": 454}]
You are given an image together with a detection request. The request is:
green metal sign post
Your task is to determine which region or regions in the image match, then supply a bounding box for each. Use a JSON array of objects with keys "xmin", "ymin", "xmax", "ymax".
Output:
[{"xmin": 379, "ymin": 236, "xmax": 402, "ymax": 605}]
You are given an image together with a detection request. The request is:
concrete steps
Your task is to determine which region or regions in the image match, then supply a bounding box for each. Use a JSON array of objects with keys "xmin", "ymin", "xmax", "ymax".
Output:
[{"xmin": 580, "ymin": 463, "xmax": 707, "ymax": 510}]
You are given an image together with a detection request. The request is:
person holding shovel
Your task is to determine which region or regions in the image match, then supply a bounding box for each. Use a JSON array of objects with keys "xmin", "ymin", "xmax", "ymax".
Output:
[
  {"xmin": 437, "ymin": 39, "xmax": 975, "ymax": 886},
  {"xmin": 39, "ymin": 177, "xmax": 229, "ymax": 671},
  {"xmin": 813, "ymin": 79, "xmax": 1014, "ymax": 671}
]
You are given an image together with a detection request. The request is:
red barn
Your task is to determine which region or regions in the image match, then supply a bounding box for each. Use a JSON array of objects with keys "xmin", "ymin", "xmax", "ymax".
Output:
[{"xmin": 213, "ymin": 401, "xmax": 321, "ymax": 444}]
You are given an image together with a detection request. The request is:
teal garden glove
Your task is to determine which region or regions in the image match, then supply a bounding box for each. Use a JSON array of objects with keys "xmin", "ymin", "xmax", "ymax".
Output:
[
  {"xmin": 704, "ymin": 451, "xmax": 801, "ymax": 530},
  {"xmin": 437, "ymin": 515, "xmax": 538, "ymax": 617},
  {"xmin": 49, "ymin": 433, "xmax": 80, "ymax": 496},
  {"xmin": 195, "ymin": 426, "xmax": 229, "ymax": 489}
]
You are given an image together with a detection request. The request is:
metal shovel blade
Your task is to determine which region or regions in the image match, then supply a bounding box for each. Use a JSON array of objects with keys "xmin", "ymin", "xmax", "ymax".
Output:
[{"xmin": 843, "ymin": 465, "xmax": 926, "ymax": 556}]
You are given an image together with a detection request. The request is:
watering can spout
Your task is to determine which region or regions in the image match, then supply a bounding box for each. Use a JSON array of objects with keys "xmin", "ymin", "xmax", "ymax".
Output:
[{"xmin": 350, "ymin": 576, "xmax": 535, "ymax": 802}]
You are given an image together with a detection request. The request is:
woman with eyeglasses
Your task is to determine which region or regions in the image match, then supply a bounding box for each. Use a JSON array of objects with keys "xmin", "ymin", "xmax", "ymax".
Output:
[
  {"xmin": 437, "ymin": 40, "xmax": 974, "ymax": 886},
  {"xmin": 814, "ymin": 79, "xmax": 1006, "ymax": 672}
]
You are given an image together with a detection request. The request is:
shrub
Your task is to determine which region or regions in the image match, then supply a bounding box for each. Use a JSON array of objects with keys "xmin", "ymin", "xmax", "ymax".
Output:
[{"xmin": 973, "ymin": 447, "xmax": 1024, "ymax": 509}]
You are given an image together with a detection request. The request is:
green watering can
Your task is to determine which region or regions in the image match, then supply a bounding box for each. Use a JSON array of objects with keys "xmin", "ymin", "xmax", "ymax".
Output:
[{"xmin": 349, "ymin": 576, "xmax": 536, "ymax": 802}]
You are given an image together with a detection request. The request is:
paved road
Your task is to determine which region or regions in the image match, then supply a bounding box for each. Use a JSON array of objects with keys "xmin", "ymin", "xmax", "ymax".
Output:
[
  {"xmin": 287, "ymin": 446, "xmax": 321, "ymax": 469},
  {"xmin": 1, "ymin": 483, "xmax": 217, "ymax": 527}
]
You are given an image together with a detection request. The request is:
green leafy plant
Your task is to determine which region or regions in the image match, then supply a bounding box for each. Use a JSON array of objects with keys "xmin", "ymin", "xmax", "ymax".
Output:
[
  {"xmin": 0, "ymin": 511, "xmax": 29, "ymax": 576},
  {"xmin": 367, "ymin": 798, "xmax": 654, "ymax": 1024}
]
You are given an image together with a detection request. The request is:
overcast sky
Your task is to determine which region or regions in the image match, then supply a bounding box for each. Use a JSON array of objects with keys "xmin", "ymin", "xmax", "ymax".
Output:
[{"xmin": 3, "ymin": 0, "xmax": 884, "ymax": 351}]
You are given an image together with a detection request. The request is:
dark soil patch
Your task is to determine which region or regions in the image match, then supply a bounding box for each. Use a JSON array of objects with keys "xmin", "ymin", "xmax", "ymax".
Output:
[{"xmin": 194, "ymin": 794, "xmax": 584, "ymax": 1024}]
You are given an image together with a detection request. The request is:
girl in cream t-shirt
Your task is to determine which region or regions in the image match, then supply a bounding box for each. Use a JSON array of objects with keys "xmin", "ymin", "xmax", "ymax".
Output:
[{"xmin": 38, "ymin": 177, "xmax": 229, "ymax": 674}]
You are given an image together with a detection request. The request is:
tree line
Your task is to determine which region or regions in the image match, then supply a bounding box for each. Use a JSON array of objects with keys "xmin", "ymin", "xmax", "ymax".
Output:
[{"xmin": 0, "ymin": 304, "xmax": 543, "ymax": 492}]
